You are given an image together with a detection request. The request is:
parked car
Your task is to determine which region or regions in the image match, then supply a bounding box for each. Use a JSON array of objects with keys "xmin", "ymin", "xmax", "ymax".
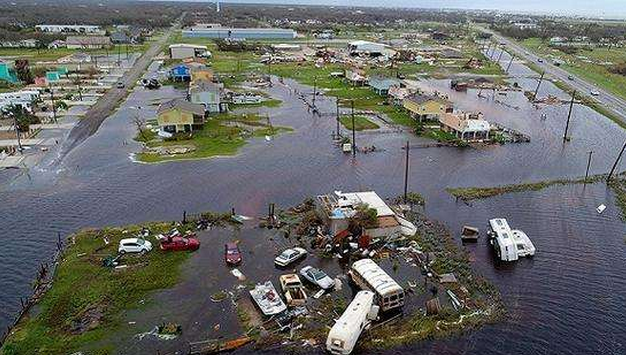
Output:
[
  {"xmin": 537, "ymin": 58, "xmax": 544, "ymax": 63},
  {"xmin": 568, "ymin": 75, "xmax": 575, "ymax": 81},
  {"xmin": 590, "ymin": 91, "xmax": 600, "ymax": 97},
  {"xmin": 300, "ymin": 266, "xmax": 334, "ymax": 290},
  {"xmin": 116, "ymin": 82, "xmax": 125, "ymax": 89},
  {"xmin": 274, "ymin": 247, "xmax": 307, "ymax": 267},
  {"xmin": 119, "ymin": 238, "xmax": 152, "ymax": 254},
  {"xmin": 160, "ymin": 236, "xmax": 200, "ymax": 251},
  {"xmin": 224, "ymin": 242, "xmax": 242, "ymax": 265}
]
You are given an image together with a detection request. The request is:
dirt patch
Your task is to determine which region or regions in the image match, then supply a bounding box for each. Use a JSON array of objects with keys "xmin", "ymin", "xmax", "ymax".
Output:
[{"xmin": 69, "ymin": 304, "xmax": 105, "ymax": 335}]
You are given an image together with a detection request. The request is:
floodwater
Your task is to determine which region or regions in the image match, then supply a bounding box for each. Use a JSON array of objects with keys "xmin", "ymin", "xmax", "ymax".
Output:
[{"xmin": 0, "ymin": 54, "xmax": 625, "ymax": 354}]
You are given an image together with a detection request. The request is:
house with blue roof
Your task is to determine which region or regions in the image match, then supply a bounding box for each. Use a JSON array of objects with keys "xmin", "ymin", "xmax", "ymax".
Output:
[
  {"xmin": 0, "ymin": 61, "xmax": 19, "ymax": 83},
  {"xmin": 368, "ymin": 76, "xmax": 400, "ymax": 96},
  {"xmin": 170, "ymin": 65, "xmax": 191, "ymax": 82}
]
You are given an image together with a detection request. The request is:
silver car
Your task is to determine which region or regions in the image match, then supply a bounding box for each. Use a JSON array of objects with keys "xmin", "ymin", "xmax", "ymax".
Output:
[{"xmin": 300, "ymin": 266, "xmax": 334, "ymax": 290}]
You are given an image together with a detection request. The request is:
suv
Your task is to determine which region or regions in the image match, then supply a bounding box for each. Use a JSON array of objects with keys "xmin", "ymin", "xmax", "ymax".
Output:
[{"xmin": 119, "ymin": 238, "xmax": 152, "ymax": 254}]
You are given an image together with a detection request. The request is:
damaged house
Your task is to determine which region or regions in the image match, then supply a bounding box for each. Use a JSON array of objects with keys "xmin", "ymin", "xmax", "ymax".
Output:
[{"xmin": 316, "ymin": 191, "xmax": 416, "ymax": 239}]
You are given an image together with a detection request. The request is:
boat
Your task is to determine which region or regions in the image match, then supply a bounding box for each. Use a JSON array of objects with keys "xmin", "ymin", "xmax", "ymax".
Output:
[
  {"xmin": 460, "ymin": 225, "xmax": 479, "ymax": 242},
  {"xmin": 249, "ymin": 281, "xmax": 287, "ymax": 316},
  {"xmin": 487, "ymin": 218, "xmax": 536, "ymax": 262}
]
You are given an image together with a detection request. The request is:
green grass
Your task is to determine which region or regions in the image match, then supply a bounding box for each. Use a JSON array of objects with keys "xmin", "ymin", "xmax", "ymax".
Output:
[
  {"xmin": 231, "ymin": 98, "xmax": 282, "ymax": 109},
  {"xmin": 0, "ymin": 44, "xmax": 149, "ymax": 63},
  {"xmin": 519, "ymin": 37, "xmax": 626, "ymax": 101},
  {"xmin": 338, "ymin": 115, "xmax": 380, "ymax": 131},
  {"xmin": 136, "ymin": 113, "xmax": 292, "ymax": 163},
  {"xmin": 447, "ymin": 174, "xmax": 607, "ymax": 201},
  {"xmin": 0, "ymin": 224, "xmax": 192, "ymax": 355}
]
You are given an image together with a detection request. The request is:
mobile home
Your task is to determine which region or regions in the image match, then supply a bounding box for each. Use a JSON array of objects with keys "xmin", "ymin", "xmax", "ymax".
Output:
[{"xmin": 326, "ymin": 290, "xmax": 379, "ymax": 355}]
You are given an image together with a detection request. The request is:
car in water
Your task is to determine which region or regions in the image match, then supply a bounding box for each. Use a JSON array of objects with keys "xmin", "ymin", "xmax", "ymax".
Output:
[
  {"xmin": 274, "ymin": 247, "xmax": 307, "ymax": 267},
  {"xmin": 119, "ymin": 238, "xmax": 153, "ymax": 254},
  {"xmin": 224, "ymin": 242, "xmax": 242, "ymax": 265},
  {"xmin": 300, "ymin": 266, "xmax": 334, "ymax": 290},
  {"xmin": 160, "ymin": 235, "xmax": 200, "ymax": 251}
]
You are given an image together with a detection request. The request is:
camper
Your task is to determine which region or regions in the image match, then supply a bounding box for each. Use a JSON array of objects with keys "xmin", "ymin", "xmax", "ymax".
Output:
[
  {"xmin": 487, "ymin": 218, "xmax": 536, "ymax": 262},
  {"xmin": 326, "ymin": 290, "xmax": 379, "ymax": 355},
  {"xmin": 349, "ymin": 259, "xmax": 404, "ymax": 311}
]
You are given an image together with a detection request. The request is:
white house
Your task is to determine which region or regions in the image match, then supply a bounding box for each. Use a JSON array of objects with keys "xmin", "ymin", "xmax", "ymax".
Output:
[{"xmin": 439, "ymin": 112, "xmax": 490, "ymax": 141}]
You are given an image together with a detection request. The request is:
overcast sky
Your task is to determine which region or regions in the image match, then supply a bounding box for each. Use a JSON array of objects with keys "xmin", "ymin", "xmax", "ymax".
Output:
[{"xmin": 173, "ymin": 0, "xmax": 626, "ymax": 18}]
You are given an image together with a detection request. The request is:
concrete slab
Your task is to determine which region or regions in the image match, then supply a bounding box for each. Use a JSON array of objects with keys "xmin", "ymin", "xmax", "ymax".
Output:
[{"xmin": 0, "ymin": 155, "xmax": 25, "ymax": 168}]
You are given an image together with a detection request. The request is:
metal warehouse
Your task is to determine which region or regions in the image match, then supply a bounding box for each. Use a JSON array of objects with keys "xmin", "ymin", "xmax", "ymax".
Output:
[{"xmin": 182, "ymin": 27, "xmax": 296, "ymax": 40}]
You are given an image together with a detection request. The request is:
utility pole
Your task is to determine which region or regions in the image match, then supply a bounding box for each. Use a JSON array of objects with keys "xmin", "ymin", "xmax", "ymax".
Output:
[
  {"xmin": 312, "ymin": 76, "xmax": 317, "ymax": 108},
  {"xmin": 404, "ymin": 140, "xmax": 410, "ymax": 202},
  {"xmin": 533, "ymin": 71, "xmax": 545, "ymax": 101},
  {"xmin": 49, "ymin": 84, "xmax": 57, "ymax": 123},
  {"xmin": 563, "ymin": 90, "xmax": 576, "ymax": 142},
  {"xmin": 13, "ymin": 114, "xmax": 22, "ymax": 153},
  {"xmin": 506, "ymin": 54, "xmax": 515, "ymax": 73},
  {"xmin": 335, "ymin": 96, "xmax": 340, "ymax": 137},
  {"xmin": 584, "ymin": 151, "xmax": 593, "ymax": 183},
  {"xmin": 117, "ymin": 44, "xmax": 121, "ymax": 66},
  {"xmin": 351, "ymin": 100, "xmax": 356, "ymax": 156},
  {"xmin": 607, "ymin": 140, "xmax": 626, "ymax": 182},
  {"xmin": 496, "ymin": 48, "xmax": 504, "ymax": 63}
]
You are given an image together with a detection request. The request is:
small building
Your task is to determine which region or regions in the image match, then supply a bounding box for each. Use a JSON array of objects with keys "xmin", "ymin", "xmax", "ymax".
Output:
[
  {"xmin": 403, "ymin": 94, "xmax": 453, "ymax": 121},
  {"xmin": 347, "ymin": 40, "xmax": 395, "ymax": 57},
  {"xmin": 110, "ymin": 27, "xmax": 142, "ymax": 44},
  {"xmin": 170, "ymin": 65, "xmax": 191, "ymax": 82},
  {"xmin": 368, "ymin": 77, "xmax": 400, "ymax": 96},
  {"xmin": 316, "ymin": 191, "xmax": 416, "ymax": 239},
  {"xmin": 156, "ymin": 99, "xmax": 206, "ymax": 134},
  {"xmin": 66, "ymin": 36, "xmax": 111, "ymax": 49},
  {"xmin": 0, "ymin": 61, "xmax": 19, "ymax": 83},
  {"xmin": 439, "ymin": 112, "xmax": 490, "ymax": 141},
  {"xmin": 345, "ymin": 69, "xmax": 368, "ymax": 87},
  {"xmin": 46, "ymin": 71, "xmax": 61, "ymax": 83},
  {"xmin": 431, "ymin": 31, "xmax": 450, "ymax": 41},
  {"xmin": 169, "ymin": 44, "xmax": 210, "ymax": 60},
  {"xmin": 188, "ymin": 79, "xmax": 226, "ymax": 113}
]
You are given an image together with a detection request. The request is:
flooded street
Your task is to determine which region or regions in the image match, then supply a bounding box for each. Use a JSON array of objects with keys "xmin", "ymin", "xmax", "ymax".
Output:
[{"xmin": 1, "ymin": 55, "xmax": 625, "ymax": 354}]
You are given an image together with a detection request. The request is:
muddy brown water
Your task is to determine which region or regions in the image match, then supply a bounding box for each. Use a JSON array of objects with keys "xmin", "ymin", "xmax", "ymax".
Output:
[{"xmin": 0, "ymin": 55, "xmax": 625, "ymax": 354}]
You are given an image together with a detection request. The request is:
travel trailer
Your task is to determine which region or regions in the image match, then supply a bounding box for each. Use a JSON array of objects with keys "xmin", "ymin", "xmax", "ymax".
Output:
[
  {"xmin": 488, "ymin": 218, "xmax": 536, "ymax": 262},
  {"xmin": 326, "ymin": 290, "xmax": 379, "ymax": 354}
]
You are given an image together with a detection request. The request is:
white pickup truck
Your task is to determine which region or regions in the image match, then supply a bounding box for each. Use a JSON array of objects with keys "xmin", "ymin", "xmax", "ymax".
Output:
[{"xmin": 279, "ymin": 274, "xmax": 307, "ymax": 306}]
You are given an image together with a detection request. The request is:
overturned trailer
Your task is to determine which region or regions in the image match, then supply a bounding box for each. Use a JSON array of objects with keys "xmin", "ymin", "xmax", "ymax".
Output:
[{"xmin": 326, "ymin": 290, "xmax": 379, "ymax": 355}]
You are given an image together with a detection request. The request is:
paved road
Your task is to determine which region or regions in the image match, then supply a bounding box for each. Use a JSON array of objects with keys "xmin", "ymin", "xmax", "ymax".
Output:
[
  {"xmin": 485, "ymin": 29, "xmax": 626, "ymax": 125},
  {"xmin": 59, "ymin": 18, "xmax": 182, "ymax": 158}
]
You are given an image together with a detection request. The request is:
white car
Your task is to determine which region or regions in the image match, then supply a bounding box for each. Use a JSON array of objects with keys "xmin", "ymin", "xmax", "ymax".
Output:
[
  {"xmin": 300, "ymin": 266, "xmax": 334, "ymax": 290},
  {"xmin": 119, "ymin": 238, "xmax": 153, "ymax": 254},
  {"xmin": 590, "ymin": 91, "xmax": 600, "ymax": 97},
  {"xmin": 274, "ymin": 247, "xmax": 307, "ymax": 267}
]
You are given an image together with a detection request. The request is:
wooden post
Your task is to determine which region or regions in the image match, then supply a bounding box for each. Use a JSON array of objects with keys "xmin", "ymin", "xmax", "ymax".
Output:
[
  {"xmin": 563, "ymin": 90, "xmax": 576, "ymax": 142},
  {"xmin": 584, "ymin": 151, "xmax": 593, "ymax": 183},
  {"xmin": 183, "ymin": 210, "xmax": 187, "ymax": 224},
  {"xmin": 607, "ymin": 140, "xmax": 626, "ymax": 182},
  {"xmin": 404, "ymin": 141, "xmax": 410, "ymax": 202},
  {"xmin": 533, "ymin": 71, "xmax": 545, "ymax": 101}
]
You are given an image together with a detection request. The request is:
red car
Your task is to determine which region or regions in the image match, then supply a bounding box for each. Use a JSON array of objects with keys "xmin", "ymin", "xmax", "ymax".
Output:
[
  {"xmin": 160, "ymin": 236, "xmax": 200, "ymax": 251},
  {"xmin": 224, "ymin": 242, "xmax": 242, "ymax": 265}
]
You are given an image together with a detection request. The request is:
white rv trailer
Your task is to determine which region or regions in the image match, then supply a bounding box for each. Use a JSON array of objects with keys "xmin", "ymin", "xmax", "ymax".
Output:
[
  {"xmin": 349, "ymin": 258, "xmax": 405, "ymax": 311},
  {"xmin": 488, "ymin": 218, "xmax": 536, "ymax": 262},
  {"xmin": 326, "ymin": 290, "xmax": 379, "ymax": 355}
]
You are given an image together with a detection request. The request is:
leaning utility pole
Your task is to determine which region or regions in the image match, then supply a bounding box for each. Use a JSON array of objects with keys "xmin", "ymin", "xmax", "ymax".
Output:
[
  {"xmin": 533, "ymin": 71, "xmax": 545, "ymax": 101},
  {"xmin": 49, "ymin": 84, "xmax": 57, "ymax": 123},
  {"xmin": 506, "ymin": 54, "xmax": 515, "ymax": 73},
  {"xmin": 584, "ymin": 151, "xmax": 593, "ymax": 183},
  {"xmin": 351, "ymin": 100, "xmax": 356, "ymax": 156},
  {"xmin": 496, "ymin": 48, "xmax": 505, "ymax": 63},
  {"xmin": 404, "ymin": 140, "xmax": 410, "ymax": 202},
  {"xmin": 13, "ymin": 115, "xmax": 22, "ymax": 153},
  {"xmin": 607, "ymin": 140, "xmax": 626, "ymax": 182},
  {"xmin": 563, "ymin": 90, "xmax": 576, "ymax": 142}
]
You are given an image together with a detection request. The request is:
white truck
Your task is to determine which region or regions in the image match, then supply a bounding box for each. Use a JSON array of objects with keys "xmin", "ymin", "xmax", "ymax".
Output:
[
  {"xmin": 279, "ymin": 274, "xmax": 307, "ymax": 306},
  {"xmin": 326, "ymin": 290, "xmax": 379, "ymax": 355}
]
